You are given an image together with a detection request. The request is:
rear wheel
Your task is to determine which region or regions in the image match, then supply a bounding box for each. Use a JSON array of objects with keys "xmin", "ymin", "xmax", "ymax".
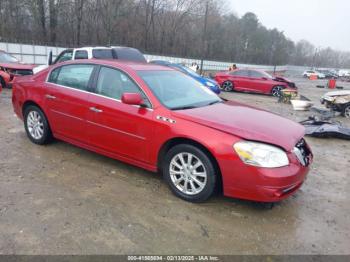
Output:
[
  {"xmin": 24, "ymin": 105, "xmax": 53, "ymax": 145},
  {"xmin": 221, "ymin": 81, "xmax": 234, "ymax": 92},
  {"xmin": 342, "ymin": 104, "xmax": 350, "ymax": 118},
  {"xmin": 163, "ymin": 144, "xmax": 217, "ymax": 202},
  {"xmin": 271, "ymin": 86, "xmax": 284, "ymax": 97}
]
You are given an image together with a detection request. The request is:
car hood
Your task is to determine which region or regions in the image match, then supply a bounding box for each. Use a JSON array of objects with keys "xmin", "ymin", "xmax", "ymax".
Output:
[
  {"xmin": 172, "ymin": 100, "xmax": 305, "ymax": 151},
  {"xmin": 203, "ymin": 77, "xmax": 217, "ymax": 85},
  {"xmin": 273, "ymin": 76, "xmax": 291, "ymax": 82},
  {"xmin": 323, "ymin": 90, "xmax": 350, "ymax": 97},
  {"xmin": 0, "ymin": 62, "xmax": 36, "ymax": 70}
]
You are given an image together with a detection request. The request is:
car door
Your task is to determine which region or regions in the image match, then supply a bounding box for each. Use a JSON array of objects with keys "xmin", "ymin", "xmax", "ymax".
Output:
[
  {"xmin": 228, "ymin": 70, "xmax": 251, "ymax": 91},
  {"xmin": 86, "ymin": 66, "xmax": 154, "ymax": 163},
  {"xmin": 53, "ymin": 49, "xmax": 73, "ymax": 65},
  {"xmin": 247, "ymin": 70, "xmax": 272, "ymax": 93},
  {"xmin": 45, "ymin": 64, "xmax": 95, "ymax": 143}
]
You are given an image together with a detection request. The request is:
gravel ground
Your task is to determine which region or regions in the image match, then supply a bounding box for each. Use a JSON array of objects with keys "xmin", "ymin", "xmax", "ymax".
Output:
[{"xmin": 0, "ymin": 77, "xmax": 349, "ymax": 255}]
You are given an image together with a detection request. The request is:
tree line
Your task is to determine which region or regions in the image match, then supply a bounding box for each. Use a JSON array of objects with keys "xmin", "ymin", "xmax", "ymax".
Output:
[{"xmin": 0, "ymin": 0, "xmax": 349, "ymax": 68}]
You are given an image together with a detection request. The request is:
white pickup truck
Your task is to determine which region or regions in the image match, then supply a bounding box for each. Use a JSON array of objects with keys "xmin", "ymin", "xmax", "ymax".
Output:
[{"xmin": 33, "ymin": 46, "xmax": 146, "ymax": 74}]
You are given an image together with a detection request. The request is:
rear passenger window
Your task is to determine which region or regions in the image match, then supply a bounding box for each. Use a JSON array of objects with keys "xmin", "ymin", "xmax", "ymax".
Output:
[
  {"xmin": 74, "ymin": 50, "xmax": 88, "ymax": 60},
  {"xmin": 49, "ymin": 64, "xmax": 94, "ymax": 91}
]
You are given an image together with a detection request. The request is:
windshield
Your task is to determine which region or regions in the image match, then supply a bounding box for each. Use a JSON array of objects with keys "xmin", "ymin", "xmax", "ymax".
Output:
[
  {"xmin": 138, "ymin": 70, "xmax": 220, "ymax": 110},
  {"xmin": 263, "ymin": 71, "xmax": 273, "ymax": 78},
  {"xmin": 114, "ymin": 48, "xmax": 146, "ymax": 63},
  {"xmin": 0, "ymin": 52, "xmax": 19, "ymax": 63}
]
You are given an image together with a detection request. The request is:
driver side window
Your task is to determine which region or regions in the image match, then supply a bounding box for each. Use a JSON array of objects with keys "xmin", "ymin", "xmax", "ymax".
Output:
[
  {"xmin": 230, "ymin": 70, "xmax": 249, "ymax": 77},
  {"xmin": 95, "ymin": 67, "xmax": 151, "ymax": 107},
  {"xmin": 249, "ymin": 70, "xmax": 264, "ymax": 78}
]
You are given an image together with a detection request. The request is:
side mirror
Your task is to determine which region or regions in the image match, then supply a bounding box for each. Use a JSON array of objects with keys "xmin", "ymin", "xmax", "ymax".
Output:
[
  {"xmin": 121, "ymin": 93, "xmax": 143, "ymax": 106},
  {"xmin": 48, "ymin": 50, "xmax": 53, "ymax": 65}
]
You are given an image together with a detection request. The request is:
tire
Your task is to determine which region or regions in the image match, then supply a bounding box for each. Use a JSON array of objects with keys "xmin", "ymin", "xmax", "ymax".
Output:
[
  {"xmin": 342, "ymin": 104, "xmax": 350, "ymax": 118},
  {"xmin": 271, "ymin": 86, "xmax": 284, "ymax": 97},
  {"xmin": 221, "ymin": 81, "xmax": 234, "ymax": 92},
  {"xmin": 162, "ymin": 144, "xmax": 217, "ymax": 203},
  {"xmin": 24, "ymin": 105, "xmax": 53, "ymax": 145},
  {"xmin": 0, "ymin": 77, "xmax": 5, "ymax": 89}
]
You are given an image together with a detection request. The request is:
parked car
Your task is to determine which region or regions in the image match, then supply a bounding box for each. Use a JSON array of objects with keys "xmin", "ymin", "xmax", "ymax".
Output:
[
  {"xmin": 12, "ymin": 60, "xmax": 312, "ymax": 203},
  {"xmin": 302, "ymin": 70, "xmax": 326, "ymax": 79},
  {"xmin": 321, "ymin": 90, "xmax": 350, "ymax": 118},
  {"xmin": 151, "ymin": 60, "xmax": 220, "ymax": 94},
  {"xmin": 0, "ymin": 50, "xmax": 35, "ymax": 88},
  {"xmin": 33, "ymin": 46, "xmax": 146, "ymax": 74},
  {"xmin": 214, "ymin": 69, "xmax": 296, "ymax": 96},
  {"xmin": 337, "ymin": 70, "xmax": 350, "ymax": 78},
  {"xmin": 317, "ymin": 69, "xmax": 339, "ymax": 79}
]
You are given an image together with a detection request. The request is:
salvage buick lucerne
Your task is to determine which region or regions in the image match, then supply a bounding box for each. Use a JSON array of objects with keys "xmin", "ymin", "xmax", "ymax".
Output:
[{"xmin": 12, "ymin": 60, "xmax": 312, "ymax": 203}]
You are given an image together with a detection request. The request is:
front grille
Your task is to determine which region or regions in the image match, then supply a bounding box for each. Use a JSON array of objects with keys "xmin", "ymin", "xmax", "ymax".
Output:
[{"xmin": 293, "ymin": 139, "xmax": 311, "ymax": 166}]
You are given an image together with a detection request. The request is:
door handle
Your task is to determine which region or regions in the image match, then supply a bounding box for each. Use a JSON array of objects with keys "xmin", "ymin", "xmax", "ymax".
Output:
[
  {"xmin": 45, "ymin": 94, "xmax": 56, "ymax": 100},
  {"xmin": 89, "ymin": 107, "xmax": 103, "ymax": 113}
]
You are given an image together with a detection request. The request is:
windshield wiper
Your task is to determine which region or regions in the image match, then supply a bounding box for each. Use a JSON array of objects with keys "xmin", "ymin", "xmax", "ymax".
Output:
[
  {"xmin": 171, "ymin": 105, "xmax": 198, "ymax": 110},
  {"xmin": 207, "ymin": 100, "xmax": 222, "ymax": 106}
]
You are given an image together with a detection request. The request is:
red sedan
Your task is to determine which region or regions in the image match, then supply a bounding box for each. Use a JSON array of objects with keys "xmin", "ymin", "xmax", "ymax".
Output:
[
  {"xmin": 12, "ymin": 60, "xmax": 312, "ymax": 203},
  {"xmin": 0, "ymin": 50, "xmax": 35, "ymax": 88},
  {"xmin": 215, "ymin": 69, "xmax": 296, "ymax": 96}
]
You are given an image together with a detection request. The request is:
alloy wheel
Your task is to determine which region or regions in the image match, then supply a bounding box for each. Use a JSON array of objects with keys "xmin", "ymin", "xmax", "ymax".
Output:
[
  {"xmin": 27, "ymin": 111, "xmax": 44, "ymax": 140},
  {"xmin": 222, "ymin": 81, "xmax": 233, "ymax": 92},
  {"xmin": 169, "ymin": 152, "xmax": 207, "ymax": 195},
  {"xmin": 344, "ymin": 106, "xmax": 350, "ymax": 118},
  {"xmin": 272, "ymin": 86, "xmax": 283, "ymax": 97}
]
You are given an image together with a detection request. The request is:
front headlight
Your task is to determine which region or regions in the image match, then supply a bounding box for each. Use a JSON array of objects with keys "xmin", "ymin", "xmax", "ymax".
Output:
[
  {"xmin": 233, "ymin": 141, "xmax": 289, "ymax": 168},
  {"xmin": 205, "ymin": 81, "xmax": 215, "ymax": 87}
]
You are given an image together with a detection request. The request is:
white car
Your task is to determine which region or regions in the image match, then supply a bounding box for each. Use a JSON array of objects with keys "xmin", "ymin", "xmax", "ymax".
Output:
[
  {"xmin": 302, "ymin": 70, "xmax": 325, "ymax": 79},
  {"xmin": 337, "ymin": 70, "xmax": 350, "ymax": 77},
  {"xmin": 321, "ymin": 90, "xmax": 350, "ymax": 118}
]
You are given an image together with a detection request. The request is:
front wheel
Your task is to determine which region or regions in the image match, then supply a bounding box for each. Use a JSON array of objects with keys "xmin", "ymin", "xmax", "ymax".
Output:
[
  {"xmin": 163, "ymin": 144, "xmax": 217, "ymax": 202},
  {"xmin": 342, "ymin": 104, "xmax": 350, "ymax": 118},
  {"xmin": 221, "ymin": 81, "xmax": 234, "ymax": 92},
  {"xmin": 24, "ymin": 105, "xmax": 53, "ymax": 145},
  {"xmin": 271, "ymin": 86, "xmax": 284, "ymax": 97}
]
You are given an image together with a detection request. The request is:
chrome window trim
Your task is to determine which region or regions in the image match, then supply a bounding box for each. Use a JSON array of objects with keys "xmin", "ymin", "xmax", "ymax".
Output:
[
  {"xmin": 45, "ymin": 63, "xmax": 154, "ymax": 110},
  {"xmin": 46, "ymin": 82, "xmax": 154, "ymax": 111}
]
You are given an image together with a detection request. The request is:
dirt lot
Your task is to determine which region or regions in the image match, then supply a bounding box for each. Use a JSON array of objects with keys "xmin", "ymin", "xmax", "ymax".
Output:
[{"xmin": 0, "ymin": 78, "xmax": 349, "ymax": 255}]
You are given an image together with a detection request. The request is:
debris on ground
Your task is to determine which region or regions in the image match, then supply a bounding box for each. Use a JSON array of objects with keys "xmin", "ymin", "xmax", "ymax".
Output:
[
  {"xmin": 278, "ymin": 88, "xmax": 298, "ymax": 103},
  {"xmin": 291, "ymin": 100, "xmax": 313, "ymax": 111},
  {"xmin": 310, "ymin": 107, "xmax": 337, "ymax": 120},
  {"xmin": 300, "ymin": 116, "xmax": 350, "ymax": 140}
]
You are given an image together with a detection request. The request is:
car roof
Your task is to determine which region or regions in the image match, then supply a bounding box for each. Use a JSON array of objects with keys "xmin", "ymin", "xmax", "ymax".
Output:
[
  {"xmin": 57, "ymin": 59, "xmax": 172, "ymax": 71},
  {"xmin": 74, "ymin": 46, "xmax": 112, "ymax": 51},
  {"xmin": 151, "ymin": 60, "xmax": 172, "ymax": 66}
]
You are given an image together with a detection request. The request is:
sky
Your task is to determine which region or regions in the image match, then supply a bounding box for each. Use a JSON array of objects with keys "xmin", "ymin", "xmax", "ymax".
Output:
[{"xmin": 228, "ymin": 0, "xmax": 349, "ymax": 52}]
